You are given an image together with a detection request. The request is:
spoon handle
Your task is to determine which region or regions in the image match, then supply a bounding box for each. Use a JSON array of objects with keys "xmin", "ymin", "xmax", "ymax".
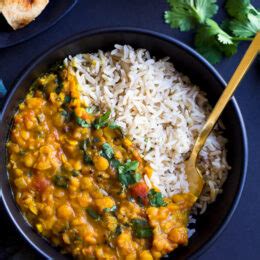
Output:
[{"xmin": 190, "ymin": 32, "xmax": 260, "ymax": 161}]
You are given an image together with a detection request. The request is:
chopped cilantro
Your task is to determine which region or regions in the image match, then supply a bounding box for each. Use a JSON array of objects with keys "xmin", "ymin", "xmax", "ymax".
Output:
[
  {"xmin": 64, "ymin": 95, "xmax": 71, "ymax": 104},
  {"xmin": 86, "ymin": 105, "xmax": 99, "ymax": 114},
  {"xmin": 101, "ymin": 143, "xmax": 114, "ymax": 160},
  {"xmin": 79, "ymin": 139, "xmax": 90, "ymax": 151},
  {"xmin": 86, "ymin": 208, "xmax": 101, "ymax": 220},
  {"xmin": 53, "ymin": 175, "xmax": 69, "ymax": 189},
  {"xmin": 148, "ymin": 189, "xmax": 167, "ymax": 207},
  {"xmin": 93, "ymin": 110, "xmax": 111, "ymax": 129},
  {"xmin": 118, "ymin": 160, "xmax": 140, "ymax": 187},
  {"xmin": 104, "ymin": 205, "xmax": 117, "ymax": 213},
  {"xmin": 72, "ymin": 170, "xmax": 80, "ymax": 177},
  {"xmin": 131, "ymin": 219, "xmax": 152, "ymax": 239},
  {"xmin": 110, "ymin": 159, "xmax": 120, "ymax": 169},
  {"xmin": 83, "ymin": 153, "xmax": 92, "ymax": 164},
  {"xmin": 75, "ymin": 116, "xmax": 91, "ymax": 128}
]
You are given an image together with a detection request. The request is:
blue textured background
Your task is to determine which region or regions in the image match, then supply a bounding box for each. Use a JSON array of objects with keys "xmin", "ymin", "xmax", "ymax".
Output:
[{"xmin": 0, "ymin": 0, "xmax": 259, "ymax": 259}]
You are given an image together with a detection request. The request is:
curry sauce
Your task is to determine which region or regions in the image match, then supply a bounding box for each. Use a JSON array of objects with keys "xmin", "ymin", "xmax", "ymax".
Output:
[{"xmin": 7, "ymin": 65, "xmax": 196, "ymax": 259}]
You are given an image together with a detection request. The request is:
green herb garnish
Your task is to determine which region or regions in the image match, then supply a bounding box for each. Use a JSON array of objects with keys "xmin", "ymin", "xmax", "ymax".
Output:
[
  {"xmin": 104, "ymin": 205, "xmax": 117, "ymax": 213},
  {"xmin": 118, "ymin": 160, "xmax": 140, "ymax": 187},
  {"xmin": 115, "ymin": 225, "xmax": 122, "ymax": 236},
  {"xmin": 164, "ymin": 0, "xmax": 259, "ymax": 64},
  {"xmin": 86, "ymin": 207, "xmax": 101, "ymax": 220},
  {"xmin": 110, "ymin": 159, "xmax": 120, "ymax": 169},
  {"xmin": 93, "ymin": 110, "xmax": 111, "ymax": 129},
  {"xmin": 64, "ymin": 95, "xmax": 71, "ymax": 104},
  {"xmin": 86, "ymin": 105, "xmax": 99, "ymax": 114},
  {"xmin": 75, "ymin": 116, "xmax": 91, "ymax": 128},
  {"xmin": 72, "ymin": 170, "xmax": 80, "ymax": 177},
  {"xmin": 148, "ymin": 189, "xmax": 167, "ymax": 207},
  {"xmin": 101, "ymin": 143, "xmax": 114, "ymax": 160},
  {"xmin": 79, "ymin": 139, "xmax": 90, "ymax": 151},
  {"xmin": 53, "ymin": 175, "xmax": 70, "ymax": 189},
  {"xmin": 131, "ymin": 219, "xmax": 152, "ymax": 239},
  {"xmin": 83, "ymin": 153, "xmax": 93, "ymax": 164}
]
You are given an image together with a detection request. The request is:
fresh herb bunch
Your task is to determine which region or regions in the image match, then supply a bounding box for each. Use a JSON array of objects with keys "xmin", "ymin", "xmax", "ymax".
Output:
[{"xmin": 164, "ymin": 0, "xmax": 260, "ymax": 64}]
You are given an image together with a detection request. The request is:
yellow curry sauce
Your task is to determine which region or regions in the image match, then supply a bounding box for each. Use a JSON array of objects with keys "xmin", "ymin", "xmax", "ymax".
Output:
[{"xmin": 7, "ymin": 65, "xmax": 196, "ymax": 259}]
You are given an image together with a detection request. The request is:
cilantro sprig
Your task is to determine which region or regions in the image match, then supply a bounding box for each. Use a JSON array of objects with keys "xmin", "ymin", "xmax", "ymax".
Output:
[{"xmin": 164, "ymin": 0, "xmax": 259, "ymax": 64}]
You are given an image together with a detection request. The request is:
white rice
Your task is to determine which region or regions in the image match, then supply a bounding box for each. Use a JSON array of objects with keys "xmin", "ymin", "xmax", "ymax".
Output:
[{"xmin": 65, "ymin": 45, "xmax": 230, "ymax": 213}]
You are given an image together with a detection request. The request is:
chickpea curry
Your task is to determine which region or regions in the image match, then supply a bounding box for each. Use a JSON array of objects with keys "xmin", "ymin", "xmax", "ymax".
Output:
[{"xmin": 7, "ymin": 64, "xmax": 196, "ymax": 259}]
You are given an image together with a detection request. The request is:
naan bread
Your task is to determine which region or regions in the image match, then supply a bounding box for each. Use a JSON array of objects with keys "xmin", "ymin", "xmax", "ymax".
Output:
[{"xmin": 1, "ymin": 0, "xmax": 49, "ymax": 30}]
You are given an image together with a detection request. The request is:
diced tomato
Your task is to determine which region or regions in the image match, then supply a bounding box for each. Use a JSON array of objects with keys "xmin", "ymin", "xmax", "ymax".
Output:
[
  {"xmin": 130, "ymin": 183, "xmax": 149, "ymax": 205},
  {"xmin": 32, "ymin": 176, "xmax": 50, "ymax": 193}
]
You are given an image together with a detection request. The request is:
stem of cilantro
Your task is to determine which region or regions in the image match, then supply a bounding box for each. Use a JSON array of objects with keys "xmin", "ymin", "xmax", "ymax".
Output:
[{"xmin": 232, "ymin": 37, "xmax": 254, "ymax": 41}]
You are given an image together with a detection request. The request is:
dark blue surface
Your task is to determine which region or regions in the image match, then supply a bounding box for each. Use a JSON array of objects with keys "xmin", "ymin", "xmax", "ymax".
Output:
[{"xmin": 0, "ymin": 0, "xmax": 259, "ymax": 259}]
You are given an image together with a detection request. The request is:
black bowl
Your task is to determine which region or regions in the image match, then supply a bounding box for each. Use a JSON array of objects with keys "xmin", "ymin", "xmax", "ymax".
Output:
[{"xmin": 0, "ymin": 28, "xmax": 248, "ymax": 259}]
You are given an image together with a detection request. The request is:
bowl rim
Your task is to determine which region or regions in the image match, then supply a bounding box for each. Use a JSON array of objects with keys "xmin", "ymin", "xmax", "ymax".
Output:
[{"xmin": 0, "ymin": 27, "xmax": 248, "ymax": 259}]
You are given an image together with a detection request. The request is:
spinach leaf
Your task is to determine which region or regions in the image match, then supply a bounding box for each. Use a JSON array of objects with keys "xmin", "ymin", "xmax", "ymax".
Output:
[
  {"xmin": 101, "ymin": 143, "xmax": 114, "ymax": 160},
  {"xmin": 148, "ymin": 189, "xmax": 167, "ymax": 207},
  {"xmin": 93, "ymin": 110, "xmax": 111, "ymax": 129},
  {"xmin": 86, "ymin": 207, "xmax": 101, "ymax": 220},
  {"xmin": 53, "ymin": 175, "xmax": 70, "ymax": 189},
  {"xmin": 131, "ymin": 219, "xmax": 152, "ymax": 239}
]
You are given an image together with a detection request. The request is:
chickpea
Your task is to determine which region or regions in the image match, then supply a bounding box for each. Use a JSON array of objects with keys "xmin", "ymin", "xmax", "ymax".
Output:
[
  {"xmin": 139, "ymin": 250, "xmax": 153, "ymax": 260},
  {"xmin": 78, "ymin": 192, "xmax": 92, "ymax": 207},
  {"xmin": 95, "ymin": 197, "xmax": 115, "ymax": 213},
  {"xmin": 24, "ymin": 154, "xmax": 35, "ymax": 167},
  {"xmin": 57, "ymin": 204, "xmax": 74, "ymax": 220},
  {"xmin": 168, "ymin": 227, "xmax": 188, "ymax": 245},
  {"xmin": 93, "ymin": 156, "xmax": 109, "ymax": 171},
  {"xmin": 81, "ymin": 177, "xmax": 93, "ymax": 190},
  {"xmin": 21, "ymin": 130, "xmax": 30, "ymax": 140},
  {"xmin": 14, "ymin": 177, "xmax": 27, "ymax": 189}
]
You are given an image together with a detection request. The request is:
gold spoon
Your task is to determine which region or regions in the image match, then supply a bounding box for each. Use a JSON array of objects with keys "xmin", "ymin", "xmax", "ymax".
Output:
[{"xmin": 186, "ymin": 32, "xmax": 260, "ymax": 198}]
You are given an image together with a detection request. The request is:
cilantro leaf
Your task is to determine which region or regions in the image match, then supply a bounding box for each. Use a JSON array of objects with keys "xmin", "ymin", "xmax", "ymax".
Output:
[
  {"xmin": 195, "ymin": 19, "xmax": 238, "ymax": 64},
  {"xmin": 117, "ymin": 160, "xmax": 140, "ymax": 187},
  {"xmin": 79, "ymin": 139, "xmax": 90, "ymax": 151},
  {"xmin": 228, "ymin": 12, "xmax": 260, "ymax": 38},
  {"xmin": 131, "ymin": 219, "xmax": 152, "ymax": 239},
  {"xmin": 53, "ymin": 175, "xmax": 70, "ymax": 189},
  {"xmin": 118, "ymin": 160, "xmax": 139, "ymax": 175},
  {"xmin": 64, "ymin": 95, "xmax": 71, "ymax": 104},
  {"xmin": 101, "ymin": 143, "xmax": 114, "ymax": 160},
  {"xmin": 164, "ymin": 0, "xmax": 218, "ymax": 32},
  {"xmin": 148, "ymin": 189, "xmax": 167, "ymax": 207},
  {"xmin": 86, "ymin": 105, "xmax": 99, "ymax": 114},
  {"xmin": 110, "ymin": 159, "xmax": 120, "ymax": 169},
  {"xmin": 86, "ymin": 208, "xmax": 101, "ymax": 220},
  {"xmin": 104, "ymin": 205, "xmax": 117, "ymax": 213},
  {"xmin": 93, "ymin": 110, "xmax": 111, "ymax": 129},
  {"xmin": 225, "ymin": 0, "xmax": 252, "ymax": 21},
  {"xmin": 83, "ymin": 152, "xmax": 93, "ymax": 165},
  {"xmin": 75, "ymin": 116, "xmax": 91, "ymax": 128}
]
